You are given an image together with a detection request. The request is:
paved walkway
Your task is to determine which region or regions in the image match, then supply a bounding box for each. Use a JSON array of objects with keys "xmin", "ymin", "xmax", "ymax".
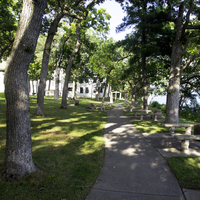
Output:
[{"xmin": 86, "ymin": 103, "xmax": 186, "ymax": 200}]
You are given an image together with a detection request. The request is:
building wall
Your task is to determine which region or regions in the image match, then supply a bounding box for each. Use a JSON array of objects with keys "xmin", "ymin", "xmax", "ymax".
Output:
[{"xmin": 28, "ymin": 78, "xmax": 109, "ymax": 98}]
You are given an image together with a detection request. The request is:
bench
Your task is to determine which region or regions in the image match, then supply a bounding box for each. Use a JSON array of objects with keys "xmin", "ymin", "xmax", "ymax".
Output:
[
  {"xmin": 163, "ymin": 123, "xmax": 197, "ymax": 152},
  {"xmin": 138, "ymin": 113, "xmax": 160, "ymax": 121},
  {"xmin": 132, "ymin": 109, "xmax": 152, "ymax": 117},
  {"xmin": 128, "ymin": 105, "xmax": 142, "ymax": 112},
  {"xmin": 104, "ymin": 103, "xmax": 113, "ymax": 107},
  {"xmin": 94, "ymin": 103, "xmax": 105, "ymax": 111},
  {"xmin": 69, "ymin": 100, "xmax": 79, "ymax": 105},
  {"xmin": 174, "ymin": 135, "xmax": 200, "ymax": 152},
  {"xmin": 163, "ymin": 123, "xmax": 196, "ymax": 136}
]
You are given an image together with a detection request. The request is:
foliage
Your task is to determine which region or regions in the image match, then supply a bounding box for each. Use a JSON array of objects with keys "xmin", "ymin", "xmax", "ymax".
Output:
[
  {"xmin": 0, "ymin": 0, "xmax": 21, "ymax": 60},
  {"xmin": 179, "ymin": 99, "xmax": 200, "ymax": 122},
  {"xmin": 149, "ymin": 101, "xmax": 166, "ymax": 113},
  {"xmin": 0, "ymin": 93, "xmax": 107, "ymax": 199}
]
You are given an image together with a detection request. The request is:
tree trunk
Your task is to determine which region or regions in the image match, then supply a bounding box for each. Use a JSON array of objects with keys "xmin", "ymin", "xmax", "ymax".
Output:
[
  {"xmin": 165, "ymin": 4, "xmax": 184, "ymax": 123},
  {"xmin": 54, "ymin": 67, "xmax": 61, "ymax": 100},
  {"xmin": 109, "ymin": 85, "xmax": 113, "ymax": 103},
  {"xmin": 72, "ymin": 80, "xmax": 76, "ymax": 98},
  {"xmin": 35, "ymin": 13, "xmax": 65, "ymax": 116},
  {"xmin": 32, "ymin": 80, "xmax": 35, "ymax": 95},
  {"xmin": 36, "ymin": 79, "xmax": 38, "ymax": 95},
  {"xmin": 142, "ymin": 52, "xmax": 148, "ymax": 110},
  {"xmin": 61, "ymin": 20, "xmax": 81, "ymax": 109},
  {"xmin": 131, "ymin": 83, "xmax": 136, "ymax": 104},
  {"xmin": 54, "ymin": 35, "xmax": 70, "ymax": 100},
  {"xmin": 165, "ymin": 41, "xmax": 182, "ymax": 123},
  {"xmin": 48, "ymin": 80, "xmax": 51, "ymax": 91},
  {"xmin": 95, "ymin": 75, "xmax": 100, "ymax": 101},
  {"xmin": 102, "ymin": 74, "xmax": 109, "ymax": 103},
  {"xmin": 3, "ymin": 0, "xmax": 46, "ymax": 181}
]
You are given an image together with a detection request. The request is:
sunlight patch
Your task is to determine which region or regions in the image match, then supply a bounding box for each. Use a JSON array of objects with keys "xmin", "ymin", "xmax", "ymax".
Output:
[{"xmin": 121, "ymin": 148, "xmax": 137, "ymax": 156}]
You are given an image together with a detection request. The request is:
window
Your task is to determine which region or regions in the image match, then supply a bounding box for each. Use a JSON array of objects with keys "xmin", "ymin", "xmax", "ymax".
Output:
[
  {"xmin": 68, "ymin": 87, "xmax": 72, "ymax": 91},
  {"xmin": 80, "ymin": 87, "xmax": 83, "ymax": 93},
  {"xmin": 100, "ymin": 88, "xmax": 103, "ymax": 93},
  {"xmin": 86, "ymin": 87, "xmax": 89, "ymax": 93}
]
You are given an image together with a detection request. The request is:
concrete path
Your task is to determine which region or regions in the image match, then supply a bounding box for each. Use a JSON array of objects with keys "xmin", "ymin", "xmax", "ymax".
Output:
[{"xmin": 86, "ymin": 103, "xmax": 185, "ymax": 200}]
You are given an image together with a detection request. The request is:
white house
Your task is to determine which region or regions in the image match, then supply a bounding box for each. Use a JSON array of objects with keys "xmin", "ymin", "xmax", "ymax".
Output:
[{"xmin": 0, "ymin": 61, "xmax": 6, "ymax": 93}]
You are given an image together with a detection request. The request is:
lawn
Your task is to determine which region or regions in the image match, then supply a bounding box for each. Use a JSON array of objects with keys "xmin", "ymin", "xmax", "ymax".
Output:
[{"xmin": 0, "ymin": 93, "xmax": 112, "ymax": 200}]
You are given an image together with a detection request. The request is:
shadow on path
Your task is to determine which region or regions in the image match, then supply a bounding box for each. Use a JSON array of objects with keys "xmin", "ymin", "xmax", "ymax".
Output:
[{"xmin": 86, "ymin": 103, "xmax": 185, "ymax": 200}]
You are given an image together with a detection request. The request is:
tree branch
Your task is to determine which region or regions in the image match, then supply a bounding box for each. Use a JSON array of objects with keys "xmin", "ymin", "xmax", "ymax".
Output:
[
  {"xmin": 186, "ymin": 25, "xmax": 200, "ymax": 29},
  {"xmin": 182, "ymin": 36, "xmax": 200, "ymax": 55},
  {"xmin": 166, "ymin": 0, "xmax": 176, "ymax": 22},
  {"xmin": 183, "ymin": 0, "xmax": 194, "ymax": 31}
]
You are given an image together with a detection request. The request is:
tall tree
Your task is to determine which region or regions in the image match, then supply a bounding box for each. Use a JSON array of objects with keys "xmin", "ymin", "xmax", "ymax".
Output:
[
  {"xmin": 117, "ymin": 0, "xmax": 167, "ymax": 110},
  {"xmin": 54, "ymin": 31, "xmax": 71, "ymax": 100},
  {"xmin": 61, "ymin": 19, "xmax": 82, "ymax": 108},
  {"xmin": 165, "ymin": 0, "xmax": 200, "ymax": 123},
  {"xmin": 60, "ymin": 5, "xmax": 110, "ymax": 108},
  {"xmin": 34, "ymin": 0, "xmax": 86, "ymax": 116},
  {"xmin": 3, "ymin": 0, "xmax": 46, "ymax": 181}
]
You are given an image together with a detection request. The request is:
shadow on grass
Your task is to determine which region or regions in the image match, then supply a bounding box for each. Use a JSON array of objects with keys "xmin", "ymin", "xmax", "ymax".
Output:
[{"xmin": 0, "ymin": 94, "xmax": 107, "ymax": 200}]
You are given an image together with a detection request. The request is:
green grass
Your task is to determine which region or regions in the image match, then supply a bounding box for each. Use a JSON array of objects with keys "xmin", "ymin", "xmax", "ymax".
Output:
[
  {"xmin": 0, "ymin": 93, "xmax": 109, "ymax": 200},
  {"xmin": 166, "ymin": 157, "xmax": 200, "ymax": 189}
]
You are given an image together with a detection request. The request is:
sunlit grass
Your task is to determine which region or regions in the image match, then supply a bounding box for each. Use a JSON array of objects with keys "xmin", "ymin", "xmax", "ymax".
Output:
[
  {"xmin": 0, "ymin": 93, "xmax": 107, "ymax": 200},
  {"xmin": 132, "ymin": 121, "xmax": 185, "ymax": 134},
  {"xmin": 166, "ymin": 157, "xmax": 200, "ymax": 189}
]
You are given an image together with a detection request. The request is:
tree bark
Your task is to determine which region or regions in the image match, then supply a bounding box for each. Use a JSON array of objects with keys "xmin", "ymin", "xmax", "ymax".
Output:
[
  {"xmin": 3, "ymin": 0, "xmax": 46, "ymax": 181},
  {"xmin": 54, "ymin": 67, "xmax": 61, "ymax": 99},
  {"xmin": 35, "ymin": 13, "xmax": 65, "ymax": 116},
  {"xmin": 102, "ymin": 74, "xmax": 109, "ymax": 103},
  {"xmin": 61, "ymin": 20, "xmax": 81, "ymax": 109},
  {"xmin": 165, "ymin": 1, "xmax": 199, "ymax": 123},
  {"xmin": 54, "ymin": 35, "xmax": 71, "ymax": 100},
  {"xmin": 165, "ymin": 3, "xmax": 184, "ymax": 123},
  {"xmin": 32, "ymin": 80, "xmax": 35, "ymax": 95},
  {"xmin": 165, "ymin": 41, "xmax": 182, "ymax": 123},
  {"xmin": 48, "ymin": 80, "xmax": 51, "ymax": 91},
  {"xmin": 95, "ymin": 75, "xmax": 100, "ymax": 101}
]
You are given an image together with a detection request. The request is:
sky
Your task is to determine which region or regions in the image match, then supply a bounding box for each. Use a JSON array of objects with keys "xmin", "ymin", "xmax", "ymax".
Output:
[{"xmin": 95, "ymin": 1, "xmax": 132, "ymax": 41}]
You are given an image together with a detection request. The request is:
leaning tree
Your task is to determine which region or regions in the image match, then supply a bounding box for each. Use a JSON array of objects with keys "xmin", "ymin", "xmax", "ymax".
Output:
[{"xmin": 3, "ymin": 0, "xmax": 47, "ymax": 181}]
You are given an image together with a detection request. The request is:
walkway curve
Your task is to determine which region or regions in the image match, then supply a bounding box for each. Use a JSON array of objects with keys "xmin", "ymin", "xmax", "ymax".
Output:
[{"xmin": 85, "ymin": 103, "xmax": 185, "ymax": 200}]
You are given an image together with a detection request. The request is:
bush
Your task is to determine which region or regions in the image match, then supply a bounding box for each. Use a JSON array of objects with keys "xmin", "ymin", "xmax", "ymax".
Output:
[
  {"xmin": 180, "ymin": 103, "xmax": 200, "ymax": 122},
  {"xmin": 151, "ymin": 101, "xmax": 160, "ymax": 108},
  {"xmin": 150, "ymin": 101, "xmax": 166, "ymax": 113}
]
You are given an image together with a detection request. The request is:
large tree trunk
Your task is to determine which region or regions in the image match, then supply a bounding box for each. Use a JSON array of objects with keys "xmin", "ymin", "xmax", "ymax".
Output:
[
  {"xmin": 165, "ymin": 3, "xmax": 184, "ymax": 124},
  {"xmin": 3, "ymin": 0, "xmax": 46, "ymax": 181},
  {"xmin": 165, "ymin": 41, "xmax": 182, "ymax": 123},
  {"xmin": 61, "ymin": 20, "xmax": 81, "ymax": 109},
  {"xmin": 35, "ymin": 13, "xmax": 65, "ymax": 116},
  {"xmin": 142, "ymin": 52, "xmax": 148, "ymax": 110}
]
